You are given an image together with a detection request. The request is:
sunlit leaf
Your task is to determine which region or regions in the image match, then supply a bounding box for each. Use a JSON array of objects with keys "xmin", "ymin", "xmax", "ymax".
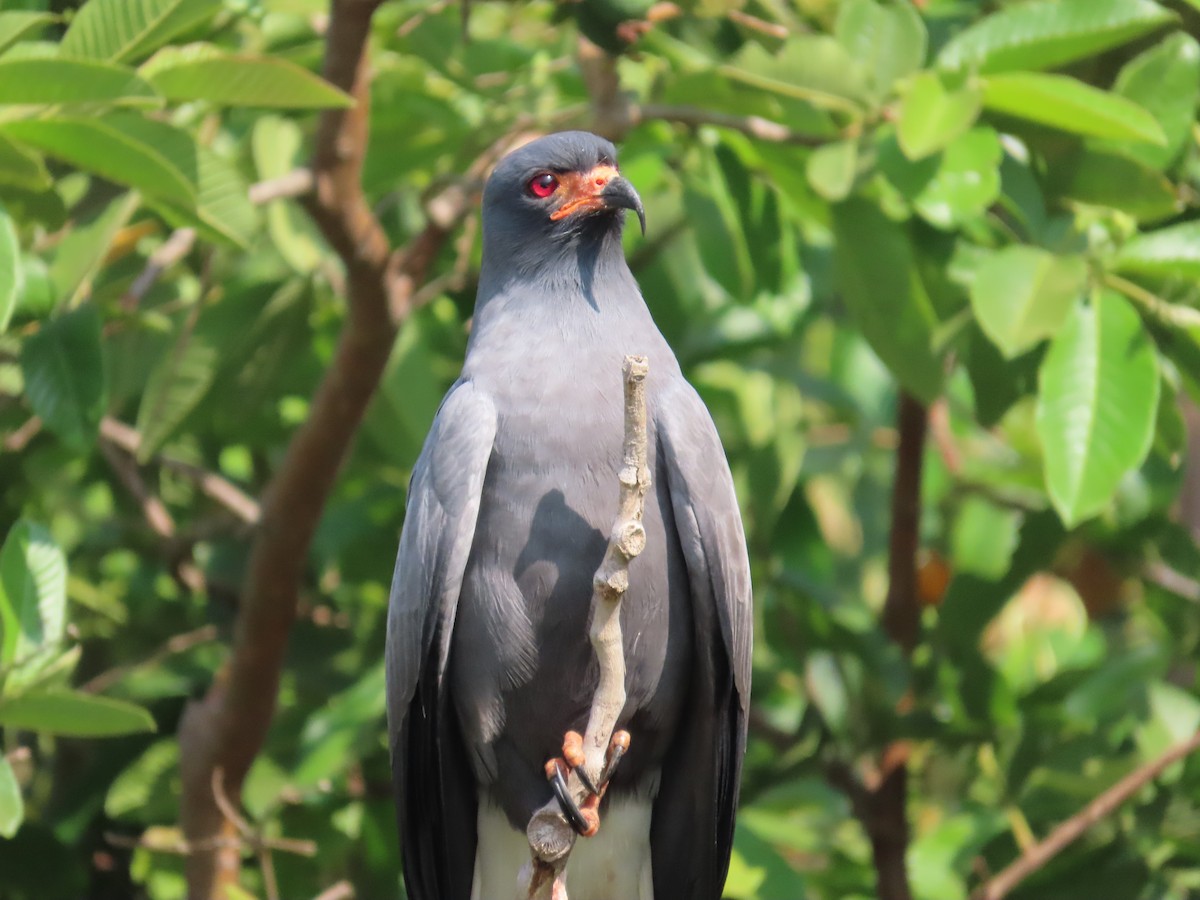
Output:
[
  {"xmin": 59, "ymin": 0, "xmax": 222, "ymax": 63},
  {"xmin": 721, "ymin": 36, "xmax": 869, "ymax": 114},
  {"xmin": 970, "ymin": 246, "xmax": 1087, "ymax": 358},
  {"xmin": 983, "ymin": 72, "xmax": 1165, "ymax": 144},
  {"xmin": 0, "ymin": 205, "xmax": 19, "ymax": 334},
  {"xmin": 897, "ymin": 71, "xmax": 982, "ymax": 160},
  {"xmin": 1036, "ymin": 292, "xmax": 1160, "ymax": 526},
  {"xmin": 0, "ymin": 757, "xmax": 20, "ymax": 839},
  {"xmin": 0, "ymin": 135, "xmax": 51, "ymax": 192},
  {"xmin": 1116, "ymin": 221, "xmax": 1200, "ymax": 280},
  {"xmin": 0, "ymin": 690, "xmax": 155, "ymax": 737},
  {"xmin": 0, "ymin": 58, "xmax": 157, "ymax": 105},
  {"xmin": 0, "ymin": 521, "xmax": 66, "ymax": 686},
  {"xmin": 143, "ymin": 43, "xmax": 352, "ymax": 108},
  {"xmin": 806, "ymin": 138, "xmax": 857, "ymax": 202},
  {"xmin": 834, "ymin": 0, "xmax": 926, "ymax": 101},
  {"xmin": 939, "ymin": 0, "xmax": 1174, "ymax": 73},
  {"xmin": 0, "ymin": 11, "xmax": 55, "ymax": 56},
  {"xmin": 913, "ymin": 126, "xmax": 1002, "ymax": 228},
  {"xmin": 0, "ymin": 118, "xmax": 195, "ymax": 207}
]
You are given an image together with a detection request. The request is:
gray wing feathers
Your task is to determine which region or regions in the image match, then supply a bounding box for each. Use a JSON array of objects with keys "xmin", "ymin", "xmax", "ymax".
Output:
[
  {"xmin": 653, "ymin": 379, "xmax": 752, "ymax": 899},
  {"xmin": 385, "ymin": 379, "xmax": 497, "ymax": 754},
  {"xmin": 658, "ymin": 382, "xmax": 752, "ymax": 703}
]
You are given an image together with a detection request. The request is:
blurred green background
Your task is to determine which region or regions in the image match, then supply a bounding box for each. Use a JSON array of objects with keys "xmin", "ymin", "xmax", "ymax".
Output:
[{"xmin": 3, "ymin": 0, "xmax": 1200, "ymax": 898}]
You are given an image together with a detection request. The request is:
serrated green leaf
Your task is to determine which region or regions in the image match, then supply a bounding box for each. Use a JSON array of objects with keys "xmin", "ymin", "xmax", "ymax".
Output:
[
  {"xmin": 20, "ymin": 305, "xmax": 106, "ymax": 451},
  {"xmin": 143, "ymin": 43, "xmax": 352, "ymax": 109},
  {"xmin": 0, "ymin": 135, "xmax": 51, "ymax": 192},
  {"xmin": 0, "ymin": 11, "xmax": 54, "ymax": 56},
  {"xmin": 135, "ymin": 329, "xmax": 217, "ymax": 461},
  {"xmin": 0, "ymin": 205, "xmax": 19, "ymax": 334},
  {"xmin": 834, "ymin": 0, "xmax": 926, "ymax": 102},
  {"xmin": 47, "ymin": 193, "xmax": 139, "ymax": 310},
  {"xmin": 0, "ymin": 756, "xmax": 20, "ymax": 839},
  {"xmin": 0, "ymin": 521, "xmax": 66, "ymax": 684},
  {"xmin": 897, "ymin": 71, "xmax": 982, "ymax": 160},
  {"xmin": 59, "ymin": 0, "xmax": 222, "ymax": 64},
  {"xmin": 1116, "ymin": 222, "xmax": 1200, "ymax": 279},
  {"xmin": 983, "ymin": 72, "xmax": 1166, "ymax": 145},
  {"xmin": 1036, "ymin": 292, "xmax": 1160, "ymax": 526},
  {"xmin": 0, "ymin": 57, "xmax": 157, "ymax": 105},
  {"xmin": 939, "ymin": 0, "xmax": 1174, "ymax": 74},
  {"xmin": 1097, "ymin": 32, "xmax": 1200, "ymax": 171},
  {"xmin": 971, "ymin": 247, "xmax": 1087, "ymax": 358},
  {"xmin": 721, "ymin": 36, "xmax": 869, "ymax": 114},
  {"xmin": 806, "ymin": 139, "xmax": 857, "ymax": 202},
  {"xmin": 0, "ymin": 690, "xmax": 155, "ymax": 737},
  {"xmin": 831, "ymin": 198, "xmax": 944, "ymax": 402},
  {"xmin": 0, "ymin": 118, "xmax": 195, "ymax": 207}
]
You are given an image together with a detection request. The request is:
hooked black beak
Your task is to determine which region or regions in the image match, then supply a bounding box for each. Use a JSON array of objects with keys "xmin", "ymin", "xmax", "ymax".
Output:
[{"xmin": 600, "ymin": 177, "xmax": 646, "ymax": 236}]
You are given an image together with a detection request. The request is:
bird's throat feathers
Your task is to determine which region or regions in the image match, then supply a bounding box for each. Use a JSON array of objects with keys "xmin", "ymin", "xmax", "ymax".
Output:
[{"xmin": 474, "ymin": 221, "xmax": 640, "ymax": 324}]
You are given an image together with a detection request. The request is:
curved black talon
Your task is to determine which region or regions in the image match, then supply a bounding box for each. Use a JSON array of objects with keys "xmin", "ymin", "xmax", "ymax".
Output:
[
  {"xmin": 602, "ymin": 739, "xmax": 628, "ymax": 785},
  {"xmin": 575, "ymin": 764, "xmax": 599, "ymax": 797},
  {"xmin": 549, "ymin": 762, "xmax": 590, "ymax": 835}
]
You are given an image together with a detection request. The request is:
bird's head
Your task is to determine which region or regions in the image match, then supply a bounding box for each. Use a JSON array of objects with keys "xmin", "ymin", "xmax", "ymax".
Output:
[{"xmin": 480, "ymin": 131, "xmax": 645, "ymax": 274}]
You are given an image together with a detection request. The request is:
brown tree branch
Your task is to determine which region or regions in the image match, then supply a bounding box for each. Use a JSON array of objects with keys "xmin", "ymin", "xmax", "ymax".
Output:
[
  {"xmin": 862, "ymin": 391, "xmax": 928, "ymax": 900},
  {"xmin": 176, "ymin": 2, "xmax": 457, "ymax": 896},
  {"xmin": 522, "ymin": 356, "xmax": 651, "ymax": 899},
  {"xmin": 972, "ymin": 730, "xmax": 1200, "ymax": 900}
]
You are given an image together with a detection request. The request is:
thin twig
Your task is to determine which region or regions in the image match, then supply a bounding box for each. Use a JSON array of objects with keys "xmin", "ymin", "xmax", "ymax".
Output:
[
  {"xmin": 248, "ymin": 168, "xmax": 314, "ymax": 205},
  {"xmin": 972, "ymin": 731, "xmax": 1200, "ymax": 900},
  {"xmin": 3, "ymin": 415, "xmax": 42, "ymax": 452},
  {"xmin": 1107, "ymin": 273, "xmax": 1200, "ymax": 330},
  {"xmin": 522, "ymin": 356, "xmax": 652, "ymax": 900},
  {"xmin": 100, "ymin": 417, "xmax": 260, "ymax": 525},
  {"xmin": 81, "ymin": 624, "xmax": 218, "ymax": 695},
  {"xmin": 311, "ymin": 882, "xmax": 355, "ymax": 900}
]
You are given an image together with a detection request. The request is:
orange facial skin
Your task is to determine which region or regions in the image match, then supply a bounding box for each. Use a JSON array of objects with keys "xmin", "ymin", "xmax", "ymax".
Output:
[{"xmin": 549, "ymin": 164, "xmax": 622, "ymax": 221}]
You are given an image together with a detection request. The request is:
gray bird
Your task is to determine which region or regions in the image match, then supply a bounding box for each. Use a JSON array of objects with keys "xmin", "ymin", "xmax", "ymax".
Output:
[{"xmin": 386, "ymin": 131, "xmax": 751, "ymax": 900}]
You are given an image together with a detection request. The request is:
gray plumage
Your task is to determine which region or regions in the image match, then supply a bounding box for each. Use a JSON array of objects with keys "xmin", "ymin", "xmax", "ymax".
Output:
[{"xmin": 386, "ymin": 131, "xmax": 751, "ymax": 900}]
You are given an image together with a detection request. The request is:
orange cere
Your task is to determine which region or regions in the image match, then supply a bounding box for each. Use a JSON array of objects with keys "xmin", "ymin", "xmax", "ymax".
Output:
[{"xmin": 549, "ymin": 164, "xmax": 621, "ymax": 221}]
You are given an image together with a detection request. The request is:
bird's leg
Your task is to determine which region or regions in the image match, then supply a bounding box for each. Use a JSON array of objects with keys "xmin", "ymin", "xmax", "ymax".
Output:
[{"xmin": 545, "ymin": 729, "xmax": 633, "ymax": 838}]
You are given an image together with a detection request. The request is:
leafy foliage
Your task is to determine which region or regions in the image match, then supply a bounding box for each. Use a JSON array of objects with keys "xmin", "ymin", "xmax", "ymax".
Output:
[{"xmin": 2, "ymin": 1, "xmax": 1200, "ymax": 899}]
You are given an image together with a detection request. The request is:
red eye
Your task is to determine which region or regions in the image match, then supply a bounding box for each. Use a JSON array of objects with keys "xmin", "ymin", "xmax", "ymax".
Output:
[{"xmin": 528, "ymin": 173, "xmax": 558, "ymax": 198}]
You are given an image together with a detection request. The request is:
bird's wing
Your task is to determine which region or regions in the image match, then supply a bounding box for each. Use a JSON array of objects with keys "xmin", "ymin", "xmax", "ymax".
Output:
[
  {"xmin": 386, "ymin": 378, "xmax": 496, "ymax": 900},
  {"xmin": 652, "ymin": 378, "xmax": 752, "ymax": 900}
]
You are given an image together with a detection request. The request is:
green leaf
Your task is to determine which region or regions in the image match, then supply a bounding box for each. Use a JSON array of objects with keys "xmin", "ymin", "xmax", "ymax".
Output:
[
  {"xmin": 93, "ymin": 112, "xmax": 259, "ymax": 248},
  {"xmin": 59, "ymin": 0, "xmax": 222, "ymax": 64},
  {"xmin": 0, "ymin": 57, "xmax": 158, "ymax": 105},
  {"xmin": 1036, "ymin": 292, "xmax": 1160, "ymax": 526},
  {"xmin": 20, "ymin": 305, "xmax": 106, "ymax": 452},
  {"xmin": 806, "ymin": 139, "xmax": 857, "ymax": 202},
  {"xmin": 0, "ymin": 11, "xmax": 55, "ymax": 56},
  {"xmin": 952, "ymin": 497, "xmax": 1021, "ymax": 580},
  {"xmin": 1053, "ymin": 150, "xmax": 1179, "ymax": 223},
  {"xmin": 913, "ymin": 126, "xmax": 1002, "ymax": 229},
  {"xmin": 135, "ymin": 329, "xmax": 217, "ymax": 461},
  {"xmin": 0, "ymin": 756, "xmax": 20, "ymax": 839},
  {"xmin": 143, "ymin": 44, "xmax": 352, "ymax": 109},
  {"xmin": 0, "ymin": 135, "xmax": 52, "ymax": 192},
  {"xmin": 0, "ymin": 521, "xmax": 66, "ymax": 684},
  {"xmin": 1096, "ymin": 33, "xmax": 1200, "ymax": 170},
  {"xmin": 721, "ymin": 37, "xmax": 869, "ymax": 114},
  {"xmin": 938, "ymin": 0, "xmax": 1174, "ymax": 74},
  {"xmin": 1116, "ymin": 222, "xmax": 1200, "ymax": 280},
  {"xmin": 831, "ymin": 198, "xmax": 944, "ymax": 402},
  {"xmin": 983, "ymin": 72, "xmax": 1166, "ymax": 145},
  {"xmin": 834, "ymin": 0, "xmax": 926, "ymax": 101},
  {"xmin": 897, "ymin": 71, "xmax": 982, "ymax": 160},
  {"xmin": 0, "ymin": 690, "xmax": 155, "ymax": 737},
  {"xmin": 47, "ymin": 193, "xmax": 139, "ymax": 311},
  {"xmin": 0, "ymin": 205, "xmax": 19, "ymax": 334},
  {"xmin": 251, "ymin": 116, "xmax": 321, "ymax": 272},
  {"xmin": 0, "ymin": 118, "xmax": 195, "ymax": 207},
  {"xmin": 970, "ymin": 247, "xmax": 1087, "ymax": 358}
]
